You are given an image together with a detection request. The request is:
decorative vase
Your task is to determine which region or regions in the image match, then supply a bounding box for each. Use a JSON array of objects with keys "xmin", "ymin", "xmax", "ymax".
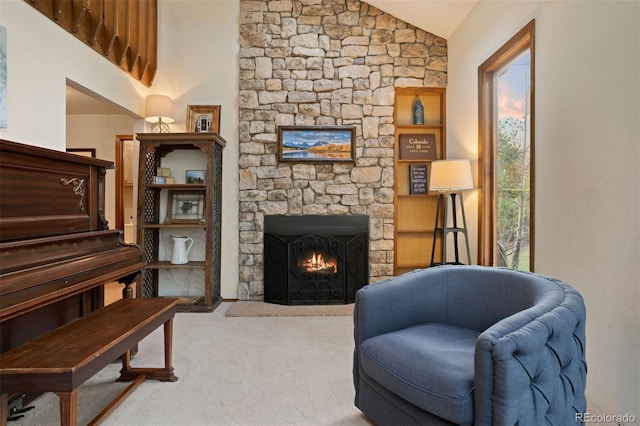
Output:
[
  {"xmin": 413, "ymin": 98, "xmax": 424, "ymax": 125},
  {"xmin": 170, "ymin": 235, "xmax": 194, "ymax": 264}
]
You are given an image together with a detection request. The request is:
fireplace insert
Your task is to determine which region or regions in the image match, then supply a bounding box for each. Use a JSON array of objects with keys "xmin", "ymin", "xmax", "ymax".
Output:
[{"xmin": 263, "ymin": 215, "xmax": 369, "ymax": 305}]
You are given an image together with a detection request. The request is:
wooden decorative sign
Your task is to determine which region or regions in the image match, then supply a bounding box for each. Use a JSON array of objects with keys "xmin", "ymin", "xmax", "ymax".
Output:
[
  {"xmin": 399, "ymin": 133, "xmax": 437, "ymax": 160},
  {"xmin": 409, "ymin": 164, "xmax": 428, "ymax": 195}
]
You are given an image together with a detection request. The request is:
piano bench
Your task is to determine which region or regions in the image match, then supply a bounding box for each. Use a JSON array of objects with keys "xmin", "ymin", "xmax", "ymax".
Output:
[{"xmin": 0, "ymin": 298, "xmax": 179, "ymax": 426}]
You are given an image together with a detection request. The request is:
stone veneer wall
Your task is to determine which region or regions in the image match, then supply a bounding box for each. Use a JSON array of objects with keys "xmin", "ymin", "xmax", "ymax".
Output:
[{"xmin": 237, "ymin": 0, "xmax": 447, "ymax": 300}]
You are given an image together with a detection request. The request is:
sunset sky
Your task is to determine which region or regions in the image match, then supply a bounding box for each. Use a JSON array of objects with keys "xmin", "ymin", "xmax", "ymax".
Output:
[{"xmin": 497, "ymin": 50, "xmax": 531, "ymax": 121}]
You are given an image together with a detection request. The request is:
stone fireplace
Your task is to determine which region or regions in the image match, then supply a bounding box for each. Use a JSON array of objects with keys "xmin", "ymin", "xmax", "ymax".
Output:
[
  {"xmin": 237, "ymin": 0, "xmax": 447, "ymax": 300},
  {"xmin": 264, "ymin": 215, "xmax": 368, "ymax": 305}
]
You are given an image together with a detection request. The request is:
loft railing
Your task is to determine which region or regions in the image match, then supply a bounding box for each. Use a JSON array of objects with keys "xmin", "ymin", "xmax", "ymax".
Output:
[{"xmin": 25, "ymin": 0, "xmax": 157, "ymax": 87}]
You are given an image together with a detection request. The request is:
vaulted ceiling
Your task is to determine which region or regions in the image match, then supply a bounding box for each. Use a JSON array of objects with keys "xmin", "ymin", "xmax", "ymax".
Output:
[
  {"xmin": 67, "ymin": 0, "xmax": 478, "ymax": 115},
  {"xmin": 366, "ymin": 0, "xmax": 477, "ymax": 39}
]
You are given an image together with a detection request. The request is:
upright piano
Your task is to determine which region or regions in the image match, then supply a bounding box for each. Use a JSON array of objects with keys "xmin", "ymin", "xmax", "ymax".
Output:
[{"xmin": 0, "ymin": 139, "xmax": 146, "ymax": 356}]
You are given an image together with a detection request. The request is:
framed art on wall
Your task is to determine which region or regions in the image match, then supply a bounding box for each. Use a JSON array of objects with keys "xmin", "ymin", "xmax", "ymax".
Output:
[
  {"xmin": 277, "ymin": 126, "xmax": 355, "ymax": 162},
  {"xmin": 186, "ymin": 105, "xmax": 221, "ymax": 133}
]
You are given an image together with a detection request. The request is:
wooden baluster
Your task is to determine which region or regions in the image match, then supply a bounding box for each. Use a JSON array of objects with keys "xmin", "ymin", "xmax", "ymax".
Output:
[
  {"xmin": 90, "ymin": 0, "xmax": 105, "ymax": 46},
  {"xmin": 119, "ymin": 0, "xmax": 131, "ymax": 66}
]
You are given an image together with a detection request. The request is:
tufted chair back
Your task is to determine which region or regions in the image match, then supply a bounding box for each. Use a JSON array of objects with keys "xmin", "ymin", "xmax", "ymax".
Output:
[
  {"xmin": 472, "ymin": 270, "xmax": 587, "ymax": 425},
  {"xmin": 435, "ymin": 266, "xmax": 567, "ymax": 332}
]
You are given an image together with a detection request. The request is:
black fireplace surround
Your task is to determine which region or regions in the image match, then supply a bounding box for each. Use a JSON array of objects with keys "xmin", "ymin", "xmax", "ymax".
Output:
[{"xmin": 263, "ymin": 215, "xmax": 369, "ymax": 305}]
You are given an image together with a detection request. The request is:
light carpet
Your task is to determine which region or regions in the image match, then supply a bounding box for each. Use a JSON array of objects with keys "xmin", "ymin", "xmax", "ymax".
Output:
[
  {"xmin": 12, "ymin": 302, "xmax": 371, "ymax": 426},
  {"xmin": 225, "ymin": 301, "xmax": 354, "ymax": 317},
  {"xmin": 10, "ymin": 303, "xmax": 608, "ymax": 426}
]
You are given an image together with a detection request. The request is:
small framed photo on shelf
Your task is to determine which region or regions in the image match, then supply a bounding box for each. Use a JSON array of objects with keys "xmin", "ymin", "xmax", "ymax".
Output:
[
  {"xmin": 186, "ymin": 105, "xmax": 221, "ymax": 133},
  {"xmin": 186, "ymin": 170, "xmax": 205, "ymax": 184},
  {"xmin": 157, "ymin": 167, "xmax": 172, "ymax": 177},
  {"xmin": 165, "ymin": 177, "xmax": 176, "ymax": 184},
  {"xmin": 154, "ymin": 176, "xmax": 166, "ymax": 184},
  {"xmin": 165, "ymin": 190, "xmax": 206, "ymax": 224}
]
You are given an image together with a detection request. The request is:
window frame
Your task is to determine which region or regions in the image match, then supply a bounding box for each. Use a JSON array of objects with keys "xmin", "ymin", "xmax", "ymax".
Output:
[{"xmin": 477, "ymin": 20, "xmax": 536, "ymax": 270}]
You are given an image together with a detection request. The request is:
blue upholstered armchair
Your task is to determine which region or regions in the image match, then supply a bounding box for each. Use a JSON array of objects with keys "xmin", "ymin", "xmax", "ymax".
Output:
[{"xmin": 353, "ymin": 266, "xmax": 587, "ymax": 425}]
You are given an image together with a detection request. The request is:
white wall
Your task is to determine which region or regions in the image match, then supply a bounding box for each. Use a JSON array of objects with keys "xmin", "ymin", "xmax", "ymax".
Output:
[
  {"xmin": 0, "ymin": 1, "xmax": 147, "ymax": 148},
  {"xmin": 447, "ymin": 0, "xmax": 639, "ymax": 417},
  {"xmin": 0, "ymin": 0, "xmax": 240, "ymax": 299},
  {"xmin": 153, "ymin": 0, "xmax": 240, "ymax": 299}
]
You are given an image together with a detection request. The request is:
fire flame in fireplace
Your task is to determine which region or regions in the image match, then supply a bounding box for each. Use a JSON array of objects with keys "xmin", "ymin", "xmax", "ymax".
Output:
[{"xmin": 299, "ymin": 251, "xmax": 338, "ymax": 274}]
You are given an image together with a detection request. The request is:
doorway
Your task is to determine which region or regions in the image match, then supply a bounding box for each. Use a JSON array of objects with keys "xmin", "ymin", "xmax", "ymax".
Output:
[
  {"xmin": 115, "ymin": 135, "xmax": 135, "ymax": 243},
  {"xmin": 66, "ymin": 82, "xmax": 137, "ymax": 305}
]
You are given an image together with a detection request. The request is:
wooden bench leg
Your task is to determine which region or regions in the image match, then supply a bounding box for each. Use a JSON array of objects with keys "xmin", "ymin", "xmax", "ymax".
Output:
[
  {"xmin": 164, "ymin": 316, "xmax": 174, "ymax": 374},
  {"xmin": 118, "ymin": 315, "xmax": 178, "ymax": 382},
  {"xmin": 87, "ymin": 374, "xmax": 146, "ymax": 426},
  {"xmin": 56, "ymin": 390, "xmax": 79, "ymax": 426}
]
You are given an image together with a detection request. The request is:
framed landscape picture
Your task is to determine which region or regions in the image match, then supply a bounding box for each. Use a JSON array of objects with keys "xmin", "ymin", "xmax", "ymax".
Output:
[
  {"xmin": 186, "ymin": 170, "xmax": 205, "ymax": 184},
  {"xmin": 277, "ymin": 126, "xmax": 355, "ymax": 163}
]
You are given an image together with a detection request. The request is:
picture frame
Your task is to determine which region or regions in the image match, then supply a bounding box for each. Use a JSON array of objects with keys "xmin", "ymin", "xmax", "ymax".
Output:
[
  {"xmin": 409, "ymin": 163, "xmax": 428, "ymax": 195},
  {"xmin": 157, "ymin": 167, "xmax": 172, "ymax": 177},
  {"xmin": 398, "ymin": 133, "xmax": 437, "ymax": 160},
  {"xmin": 277, "ymin": 126, "xmax": 356, "ymax": 163},
  {"xmin": 66, "ymin": 148, "xmax": 96, "ymax": 158},
  {"xmin": 186, "ymin": 105, "xmax": 221, "ymax": 133},
  {"xmin": 186, "ymin": 170, "xmax": 205, "ymax": 184},
  {"xmin": 165, "ymin": 190, "xmax": 206, "ymax": 224}
]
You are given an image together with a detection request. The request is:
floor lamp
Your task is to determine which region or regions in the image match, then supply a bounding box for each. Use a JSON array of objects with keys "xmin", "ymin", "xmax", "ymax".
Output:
[{"xmin": 429, "ymin": 159, "xmax": 473, "ymax": 266}]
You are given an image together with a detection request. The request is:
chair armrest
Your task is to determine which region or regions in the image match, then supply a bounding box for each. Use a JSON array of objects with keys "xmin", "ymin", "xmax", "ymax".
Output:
[{"xmin": 474, "ymin": 285, "xmax": 587, "ymax": 425}]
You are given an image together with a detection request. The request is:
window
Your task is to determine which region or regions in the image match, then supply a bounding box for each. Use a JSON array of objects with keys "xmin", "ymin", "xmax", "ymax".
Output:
[{"xmin": 478, "ymin": 20, "xmax": 535, "ymax": 271}]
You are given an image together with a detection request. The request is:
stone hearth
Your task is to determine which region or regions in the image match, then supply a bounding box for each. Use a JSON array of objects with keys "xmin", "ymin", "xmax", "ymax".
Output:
[{"xmin": 237, "ymin": 0, "xmax": 447, "ymax": 300}]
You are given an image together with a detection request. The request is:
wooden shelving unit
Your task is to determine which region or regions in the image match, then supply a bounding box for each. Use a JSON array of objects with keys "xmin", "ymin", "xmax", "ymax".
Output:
[
  {"xmin": 136, "ymin": 133, "xmax": 225, "ymax": 312},
  {"xmin": 394, "ymin": 87, "xmax": 446, "ymax": 275}
]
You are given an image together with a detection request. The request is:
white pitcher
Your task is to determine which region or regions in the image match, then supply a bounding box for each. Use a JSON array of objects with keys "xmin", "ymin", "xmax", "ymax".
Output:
[{"xmin": 170, "ymin": 235, "xmax": 193, "ymax": 264}]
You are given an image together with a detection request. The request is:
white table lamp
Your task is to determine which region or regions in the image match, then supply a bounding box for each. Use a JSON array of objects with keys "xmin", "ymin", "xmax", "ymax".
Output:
[{"xmin": 145, "ymin": 95, "xmax": 175, "ymax": 133}]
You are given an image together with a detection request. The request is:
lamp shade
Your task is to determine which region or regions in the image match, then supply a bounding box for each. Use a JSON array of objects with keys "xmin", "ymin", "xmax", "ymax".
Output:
[
  {"xmin": 144, "ymin": 95, "xmax": 175, "ymax": 124},
  {"xmin": 429, "ymin": 159, "xmax": 473, "ymax": 191}
]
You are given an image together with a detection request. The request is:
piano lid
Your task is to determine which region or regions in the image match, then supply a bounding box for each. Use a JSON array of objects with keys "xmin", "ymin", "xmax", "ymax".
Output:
[{"xmin": 0, "ymin": 139, "xmax": 113, "ymax": 242}]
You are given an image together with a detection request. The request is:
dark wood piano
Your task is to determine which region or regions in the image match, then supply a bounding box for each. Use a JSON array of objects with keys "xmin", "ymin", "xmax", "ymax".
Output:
[{"xmin": 0, "ymin": 139, "xmax": 145, "ymax": 356}]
